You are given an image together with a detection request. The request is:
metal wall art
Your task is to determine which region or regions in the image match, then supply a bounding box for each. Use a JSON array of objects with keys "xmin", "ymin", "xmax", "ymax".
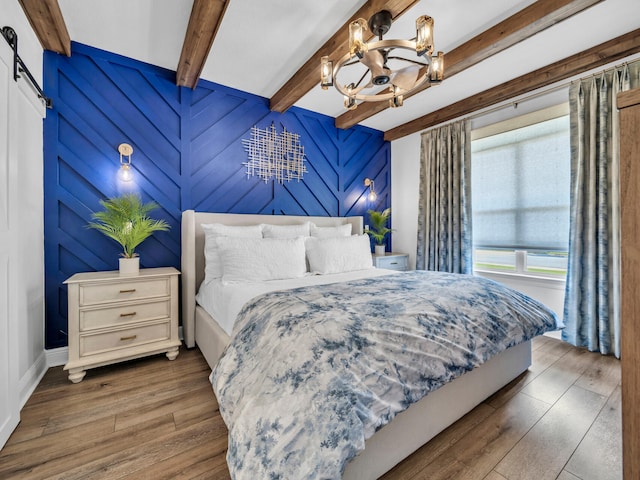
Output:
[{"xmin": 242, "ymin": 123, "xmax": 307, "ymax": 183}]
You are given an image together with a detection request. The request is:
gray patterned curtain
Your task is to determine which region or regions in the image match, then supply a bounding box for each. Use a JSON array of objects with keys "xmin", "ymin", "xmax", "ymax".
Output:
[
  {"xmin": 416, "ymin": 120, "xmax": 472, "ymax": 273},
  {"xmin": 562, "ymin": 61, "xmax": 640, "ymax": 358}
]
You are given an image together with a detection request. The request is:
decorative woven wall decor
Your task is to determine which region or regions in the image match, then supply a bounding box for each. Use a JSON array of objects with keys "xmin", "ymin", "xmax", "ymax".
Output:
[{"xmin": 242, "ymin": 123, "xmax": 307, "ymax": 183}]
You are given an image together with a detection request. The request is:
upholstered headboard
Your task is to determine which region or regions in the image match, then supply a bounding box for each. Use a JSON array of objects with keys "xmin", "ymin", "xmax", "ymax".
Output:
[{"xmin": 180, "ymin": 210, "xmax": 363, "ymax": 348}]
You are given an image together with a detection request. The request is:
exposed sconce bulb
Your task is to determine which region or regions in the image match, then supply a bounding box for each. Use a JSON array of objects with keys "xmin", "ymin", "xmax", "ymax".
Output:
[
  {"xmin": 364, "ymin": 177, "xmax": 377, "ymax": 202},
  {"xmin": 119, "ymin": 164, "xmax": 133, "ymax": 182},
  {"xmin": 118, "ymin": 143, "xmax": 134, "ymax": 182}
]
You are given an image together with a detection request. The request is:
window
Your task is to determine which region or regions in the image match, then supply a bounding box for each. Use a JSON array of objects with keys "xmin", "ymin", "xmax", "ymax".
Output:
[{"xmin": 471, "ymin": 111, "xmax": 570, "ymax": 277}]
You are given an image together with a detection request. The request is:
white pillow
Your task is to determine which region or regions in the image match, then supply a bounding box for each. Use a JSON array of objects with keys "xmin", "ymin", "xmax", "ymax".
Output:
[
  {"xmin": 202, "ymin": 223, "xmax": 263, "ymax": 283},
  {"xmin": 262, "ymin": 222, "xmax": 311, "ymax": 238},
  {"xmin": 217, "ymin": 236, "xmax": 307, "ymax": 282},
  {"xmin": 305, "ymin": 234, "xmax": 373, "ymax": 274},
  {"xmin": 310, "ymin": 223, "xmax": 352, "ymax": 238}
]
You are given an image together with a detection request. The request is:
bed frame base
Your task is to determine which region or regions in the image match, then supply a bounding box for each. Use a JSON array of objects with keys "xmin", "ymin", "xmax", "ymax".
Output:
[
  {"xmin": 343, "ymin": 340, "xmax": 531, "ymax": 479},
  {"xmin": 195, "ymin": 305, "xmax": 230, "ymax": 369}
]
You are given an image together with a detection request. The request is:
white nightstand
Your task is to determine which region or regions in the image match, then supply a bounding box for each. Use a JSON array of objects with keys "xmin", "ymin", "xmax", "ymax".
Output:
[
  {"xmin": 372, "ymin": 252, "xmax": 409, "ymax": 271},
  {"xmin": 63, "ymin": 267, "xmax": 181, "ymax": 383}
]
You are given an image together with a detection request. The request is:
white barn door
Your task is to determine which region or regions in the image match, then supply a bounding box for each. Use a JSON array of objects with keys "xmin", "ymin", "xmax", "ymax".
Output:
[{"xmin": 0, "ymin": 38, "xmax": 20, "ymax": 449}]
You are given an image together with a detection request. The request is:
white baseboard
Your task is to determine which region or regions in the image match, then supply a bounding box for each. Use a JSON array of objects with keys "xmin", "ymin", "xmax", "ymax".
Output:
[
  {"xmin": 18, "ymin": 350, "xmax": 48, "ymax": 409},
  {"xmin": 45, "ymin": 346, "xmax": 68, "ymax": 368}
]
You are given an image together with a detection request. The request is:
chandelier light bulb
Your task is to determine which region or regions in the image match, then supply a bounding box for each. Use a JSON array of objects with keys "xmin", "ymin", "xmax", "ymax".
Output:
[
  {"xmin": 389, "ymin": 94, "xmax": 403, "ymax": 108},
  {"xmin": 430, "ymin": 51, "xmax": 444, "ymax": 83},
  {"xmin": 416, "ymin": 16, "xmax": 434, "ymax": 56},
  {"xmin": 344, "ymin": 84, "xmax": 357, "ymax": 110},
  {"xmin": 349, "ymin": 19, "xmax": 368, "ymax": 58},
  {"xmin": 320, "ymin": 56, "xmax": 333, "ymax": 89}
]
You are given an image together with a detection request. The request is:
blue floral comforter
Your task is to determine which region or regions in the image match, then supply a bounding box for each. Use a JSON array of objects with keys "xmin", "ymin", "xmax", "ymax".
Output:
[{"xmin": 211, "ymin": 271, "xmax": 558, "ymax": 480}]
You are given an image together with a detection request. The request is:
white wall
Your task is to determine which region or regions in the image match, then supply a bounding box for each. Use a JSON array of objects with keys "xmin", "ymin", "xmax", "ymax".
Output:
[
  {"xmin": 391, "ymin": 132, "xmax": 421, "ymax": 270},
  {"xmin": 390, "ymin": 89, "xmax": 571, "ymax": 319},
  {"xmin": 0, "ymin": 0, "xmax": 46, "ymax": 449}
]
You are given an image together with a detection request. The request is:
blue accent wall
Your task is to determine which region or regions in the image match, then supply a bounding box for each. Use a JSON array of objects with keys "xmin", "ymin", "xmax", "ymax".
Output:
[{"xmin": 43, "ymin": 42, "xmax": 390, "ymax": 349}]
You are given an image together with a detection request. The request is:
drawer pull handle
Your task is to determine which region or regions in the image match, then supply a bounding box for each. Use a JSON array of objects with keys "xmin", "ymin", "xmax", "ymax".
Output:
[
  {"xmin": 120, "ymin": 335, "xmax": 137, "ymax": 341},
  {"xmin": 119, "ymin": 312, "xmax": 137, "ymax": 317},
  {"xmin": 390, "ymin": 262, "xmax": 398, "ymax": 265},
  {"xmin": 119, "ymin": 289, "xmax": 136, "ymax": 293}
]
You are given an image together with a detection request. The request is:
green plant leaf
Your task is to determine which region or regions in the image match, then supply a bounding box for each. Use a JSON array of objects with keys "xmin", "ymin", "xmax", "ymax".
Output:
[
  {"xmin": 87, "ymin": 194, "xmax": 170, "ymax": 258},
  {"xmin": 364, "ymin": 208, "xmax": 393, "ymax": 245}
]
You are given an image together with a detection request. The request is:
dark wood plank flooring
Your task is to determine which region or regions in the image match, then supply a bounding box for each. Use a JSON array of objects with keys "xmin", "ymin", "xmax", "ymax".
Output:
[{"xmin": 0, "ymin": 336, "xmax": 621, "ymax": 479}]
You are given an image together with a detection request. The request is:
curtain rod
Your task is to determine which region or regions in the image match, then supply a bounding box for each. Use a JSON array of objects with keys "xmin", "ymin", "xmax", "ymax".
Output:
[
  {"xmin": 1, "ymin": 26, "xmax": 52, "ymax": 109},
  {"xmin": 465, "ymin": 82, "xmax": 569, "ymax": 122},
  {"xmin": 465, "ymin": 56, "xmax": 640, "ymax": 123}
]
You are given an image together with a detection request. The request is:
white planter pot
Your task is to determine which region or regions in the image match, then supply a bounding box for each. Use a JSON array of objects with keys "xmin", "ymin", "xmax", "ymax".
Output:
[
  {"xmin": 374, "ymin": 245, "xmax": 386, "ymax": 256},
  {"xmin": 119, "ymin": 257, "xmax": 140, "ymax": 276}
]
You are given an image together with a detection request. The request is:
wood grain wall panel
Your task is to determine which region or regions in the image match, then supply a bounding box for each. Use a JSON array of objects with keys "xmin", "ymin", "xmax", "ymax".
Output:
[{"xmin": 43, "ymin": 42, "xmax": 390, "ymax": 348}]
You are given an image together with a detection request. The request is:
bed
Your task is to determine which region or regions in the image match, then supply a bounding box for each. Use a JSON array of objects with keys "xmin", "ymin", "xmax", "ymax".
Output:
[{"xmin": 181, "ymin": 210, "xmax": 555, "ymax": 480}]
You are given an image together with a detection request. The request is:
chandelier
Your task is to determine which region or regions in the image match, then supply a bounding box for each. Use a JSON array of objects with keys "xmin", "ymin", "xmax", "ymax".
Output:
[{"xmin": 320, "ymin": 10, "xmax": 443, "ymax": 110}]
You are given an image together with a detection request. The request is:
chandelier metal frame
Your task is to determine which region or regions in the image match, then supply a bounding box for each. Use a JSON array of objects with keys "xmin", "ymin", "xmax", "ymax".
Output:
[{"xmin": 320, "ymin": 10, "xmax": 444, "ymax": 110}]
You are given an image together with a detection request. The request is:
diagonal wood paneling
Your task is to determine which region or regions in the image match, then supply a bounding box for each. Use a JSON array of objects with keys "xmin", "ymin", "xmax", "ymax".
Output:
[{"xmin": 43, "ymin": 42, "xmax": 390, "ymax": 349}]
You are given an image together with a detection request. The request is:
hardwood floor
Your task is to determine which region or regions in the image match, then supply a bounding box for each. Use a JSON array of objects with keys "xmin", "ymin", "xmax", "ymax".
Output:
[{"xmin": 0, "ymin": 336, "xmax": 621, "ymax": 480}]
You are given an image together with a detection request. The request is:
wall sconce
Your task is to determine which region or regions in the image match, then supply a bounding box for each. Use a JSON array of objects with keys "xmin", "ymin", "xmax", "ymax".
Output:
[
  {"xmin": 364, "ymin": 177, "xmax": 377, "ymax": 202},
  {"xmin": 118, "ymin": 143, "xmax": 133, "ymax": 182}
]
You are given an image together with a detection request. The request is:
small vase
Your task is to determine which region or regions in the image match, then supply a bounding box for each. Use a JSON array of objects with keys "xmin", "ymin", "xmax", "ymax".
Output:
[
  {"xmin": 374, "ymin": 244, "xmax": 386, "ymax": 256},
  {"xmin": 119, "ymin": 257, "xmax": 140, "ymax": 276}
]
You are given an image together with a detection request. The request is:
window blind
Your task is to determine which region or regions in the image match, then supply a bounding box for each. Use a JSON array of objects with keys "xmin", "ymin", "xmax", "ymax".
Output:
[{"xmin": 471, "ymin": 115, "xmax": 570, "ymax": 251}]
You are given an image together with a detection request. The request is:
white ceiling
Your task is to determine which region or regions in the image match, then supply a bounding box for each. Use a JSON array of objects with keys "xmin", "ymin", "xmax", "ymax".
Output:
[{"xmin": 58, "ymin": 0, "xmax": 640, "ymax": 132}]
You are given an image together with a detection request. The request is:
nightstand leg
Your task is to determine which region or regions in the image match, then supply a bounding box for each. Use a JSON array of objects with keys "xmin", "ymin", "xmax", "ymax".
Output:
[
  {"xmin": 166, "ymin": 347, "xmax": 179, "ymax": 361},
  {"xmin": 68, "ymin": 368, "xmax": 86, "ymax": 383}
]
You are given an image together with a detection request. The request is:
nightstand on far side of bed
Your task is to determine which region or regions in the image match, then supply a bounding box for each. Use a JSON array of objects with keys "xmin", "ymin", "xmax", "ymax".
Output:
[
  {"xmin": 63, "ymin": 267, "xmax": 181, "ymax": 383},
  {"xmin": 372, "ymin": 252, "xmax": 409, "ymax": 271}
]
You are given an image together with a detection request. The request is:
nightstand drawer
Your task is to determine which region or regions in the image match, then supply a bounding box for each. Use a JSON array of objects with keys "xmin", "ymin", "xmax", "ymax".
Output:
[
  {"xmin": 79, "ymin": 321, "xmax": 171, "ymax": 357},
  {"xmin": 80, "ymin": 299, "xmax": 171, "ymax": 331},
  {"xmin": 375, "ymin": 255, "xmax": 408, "ymax": 271},
  {"xmin": 79, "ymin": 277, "xmax": 170, "ymax": 306}
]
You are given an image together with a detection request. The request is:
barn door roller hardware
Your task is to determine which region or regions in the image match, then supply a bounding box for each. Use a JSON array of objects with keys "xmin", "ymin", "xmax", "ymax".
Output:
[{"xmin": 1, "ymin": 26, "xmax": 53, "ymax": 109}]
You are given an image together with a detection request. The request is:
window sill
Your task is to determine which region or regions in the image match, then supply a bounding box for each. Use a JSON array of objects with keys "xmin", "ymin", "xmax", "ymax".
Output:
[{"xmin": 474, "ymin": 269, "xmax": 566, "ymax": 288}]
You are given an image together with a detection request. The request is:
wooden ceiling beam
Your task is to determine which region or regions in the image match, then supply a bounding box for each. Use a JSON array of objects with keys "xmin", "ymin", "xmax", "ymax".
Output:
[
  {"xmin": 176, "ymin": 0, "xmax": 229, "ymax": 89},
  {"xmin": 384, "ymin": 28, "xmax": 640, "ymax": 141},
  {"xmin": 18, "ymin": 0, "xmax": 71, "ymax": 56},
  {"xmin": 269, "ymin": 0, "xmax": 420, "ymax": 113},
  {"xmin": 336, "ymin": 0, "xmax": 604, "ymax": 130}
]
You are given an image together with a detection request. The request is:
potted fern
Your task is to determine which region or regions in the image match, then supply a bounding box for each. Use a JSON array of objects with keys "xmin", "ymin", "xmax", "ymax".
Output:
[
  {"xmin": 365, "ymin": 208, "xmax": 393, "ymax": 255},
  {"xmin": 87, "ymin": 194, "xmax": 170, "ymax": 275}
]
